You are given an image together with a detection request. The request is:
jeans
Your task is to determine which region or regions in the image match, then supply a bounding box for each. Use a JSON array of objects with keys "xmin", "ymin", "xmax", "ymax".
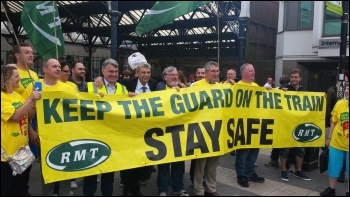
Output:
[
  {"xmin": 235, "ymin": 148, "xmax": 259, "ymax": 178},
  {"xmin": 157, "ymin": 161, "xmax": 185, "ymax": 193},
  {"xmin": 83, "ymin": 172, "xmax": 114, "ymax": 196}
]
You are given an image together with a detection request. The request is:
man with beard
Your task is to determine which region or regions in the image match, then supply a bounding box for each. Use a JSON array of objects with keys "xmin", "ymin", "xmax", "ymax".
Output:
[
  {"xmin": 69, "ymin": 62, "xmax": 87, "ymax": 92},
  {"xmin": 155, "ymin": 66, "xmax": 189, "ymax": 196},
  {"xmin": 190, "ymin": 67, "xmax": 205, "ymax": 87}
]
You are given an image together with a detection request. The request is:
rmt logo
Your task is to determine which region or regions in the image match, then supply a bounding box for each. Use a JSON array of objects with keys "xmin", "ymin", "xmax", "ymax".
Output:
[
  {"xmin": 292, "ymin": 123, "xmax": 322, "ymax": 142},
  {"xmin": 46, "ymin": 140, "xmax": 111, "ymax": 171}
]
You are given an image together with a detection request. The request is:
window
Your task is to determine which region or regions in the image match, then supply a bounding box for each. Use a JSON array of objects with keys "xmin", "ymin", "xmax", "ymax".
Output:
[
  {"xmin": 323, "ymin": 2, "xmax": 346, "ymax": 36},
  {"xmin": 284, "ymin": 1, "xmax": 313, "ymax": 31}
]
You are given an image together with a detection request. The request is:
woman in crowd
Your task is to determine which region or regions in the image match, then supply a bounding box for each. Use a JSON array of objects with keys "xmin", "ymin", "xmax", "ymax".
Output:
[
  {"xmin": 177, "ymin": 70, "xmax": 188, "ymax": 88},
  {"xmin": 59, "ymin": 61, "xmax": 78, "ymax": 91},
  {"xmin": 1, "ymin": 65, "xmax": 41, "ymax": 196},
  {"xmin": 320, "ymin": 84, "xmax": 349, "ymax": 196}
]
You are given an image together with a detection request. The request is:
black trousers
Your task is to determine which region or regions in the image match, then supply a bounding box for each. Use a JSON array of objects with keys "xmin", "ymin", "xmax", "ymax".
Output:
[
  {"xmin": 1, "ymin": 162, "xmax": 31, "ymax": 196},
  {"xmin": 121, "ymin": 168, "xmax": 142, "ymax": 196},
  {"xmin": 83, "ymin": 172, "xmax": 115, "ymax": 196}
]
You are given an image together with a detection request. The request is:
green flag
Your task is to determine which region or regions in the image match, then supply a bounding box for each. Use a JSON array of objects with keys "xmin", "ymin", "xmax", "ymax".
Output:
[
  {"xmin": 21, "ymin": 1, "xmax": 65, "ymax": 60},
  {"xmin": 136, "ymin": 1, "xmax": 211, "ymax": 35},
  {"xmin": 326, "ymin": 1, "xmax": 343, "ymax": 16}
]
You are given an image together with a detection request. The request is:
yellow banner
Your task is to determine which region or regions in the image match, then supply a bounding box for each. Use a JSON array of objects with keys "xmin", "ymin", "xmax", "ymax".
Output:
[
  {"xmin": 326, "ymin": 1, "xmax": 343, "ymax": 16},
  {"xmin": 36, "ymin": 84, "xmax": 326, "ymax": 183}
]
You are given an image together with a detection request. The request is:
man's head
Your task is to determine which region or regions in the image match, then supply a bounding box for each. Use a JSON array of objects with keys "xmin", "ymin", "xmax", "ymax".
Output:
[
  {"xmin": 279, "ymin": 75, "xmax": 289, "ymax": 87},
  {"xmin": 345, "ymin": 85, "xmax": 349, "ymax": 100},
  {"xmin": 162, "ymin": 66, "xmax": 179, "ymax": 88},
  {"xmin": 267, "ymin": 77, "xmax": 273, "ymax": 84},
  {"xmin": 14, "ymin": 43, "xmax": 34, "ymax": 69},
  {"xmin": 204, "ymin": 61, "xmax": 220, "ymax": 84},
  {"xmin": 289, "ymin": 69, "xmax": 302, "ymax": 87},
  {"xmin": 101, "ymin": 58, "xmax": 119, "ymax": 85},
  {"xmin": 72, "ymin": 62, "xmax": 86, "ymax": 81},
  {"xmin": 240, "ymin": 63, "xmax": 255, "ymax": 83},
  {"xmin": 42, "ymin": 58, "xmax": 61, "ymax": 80},
  {"xmin": 195, "ymin": 67, "xmax": 205, "ymax": 81},
  {"xmin": 226, "ymin": 69, "xmax": 236, "ymax": 81},
  {"xmin": 135, "ymin": 62, "xmax": 152, "ymax": 85}
]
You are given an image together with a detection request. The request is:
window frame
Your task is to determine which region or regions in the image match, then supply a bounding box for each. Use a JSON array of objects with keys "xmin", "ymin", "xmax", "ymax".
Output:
[{"xmin": 284, "ymin": 1, "xmax": 314, "ymax": 31}]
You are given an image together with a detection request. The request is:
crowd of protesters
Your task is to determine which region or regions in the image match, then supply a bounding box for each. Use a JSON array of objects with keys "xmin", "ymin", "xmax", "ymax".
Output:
[{"xmin": 1, "ymin": 43, "xmax": 348, "ymax": 196}]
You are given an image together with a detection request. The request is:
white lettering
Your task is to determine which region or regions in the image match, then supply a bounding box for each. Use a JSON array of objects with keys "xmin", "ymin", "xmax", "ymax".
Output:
[
  {"xmin": 48, "ymin": 16, "xmax": 62, "ymax": 29},
  {"xmin": 74, "ymin": 149, "xmax": 86, "ymax": 161},
  {"xmin": 90, "ymin": 148, "xmax": 98, "ymax": 159},
  {"xmin": 297, "ymin": 129, "xmax": 304, "ymax": 136},
  {"xmin": 61, "ymin": 152, "xmax": 70, "ymax": 163},
  {"xmin": 36, "ymin": 1, "xmax": 55, "ymax": 16}
]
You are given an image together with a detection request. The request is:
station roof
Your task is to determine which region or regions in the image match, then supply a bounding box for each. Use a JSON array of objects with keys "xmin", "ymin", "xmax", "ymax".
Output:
[{"xmin": 1, "ymin": 1, "xmax": 241, "ymax": 58}]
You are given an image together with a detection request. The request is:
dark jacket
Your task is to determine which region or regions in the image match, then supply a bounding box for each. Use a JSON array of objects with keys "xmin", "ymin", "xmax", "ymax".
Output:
[
  {"xmin": 156, "ymin": 82, "xmax": 166, "ymax": 91},
  {"xmin": 121, "ymin": 78, "xmax": 157, "ymax": 92},
  {"xmin": 326, "ymin": 85, "xmax": 337, "ymax": 127}
]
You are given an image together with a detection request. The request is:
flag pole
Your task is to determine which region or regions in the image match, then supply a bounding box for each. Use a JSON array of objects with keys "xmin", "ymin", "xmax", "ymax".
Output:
[
  {"xmin": 216, "ymin": 1, "xmax": 220, "ymax": 65},
  {"xmin": 1, "ymin": 1, "xmax": 34, "ymax": 86},
  {"xmin": 52, "ymin": 1, "xmax": 59, "ymax": 60}
]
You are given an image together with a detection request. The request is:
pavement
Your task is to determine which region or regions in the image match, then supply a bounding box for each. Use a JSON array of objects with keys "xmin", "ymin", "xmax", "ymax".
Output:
[{"xmin": 27, "ymin": 148, "xmax": 348, "ymax": 196}]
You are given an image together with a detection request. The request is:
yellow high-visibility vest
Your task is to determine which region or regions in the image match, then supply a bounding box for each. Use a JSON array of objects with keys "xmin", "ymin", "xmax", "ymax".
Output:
[{"xmin": 87, "ymin": 82, "xmax": 127, "ymax": 95}]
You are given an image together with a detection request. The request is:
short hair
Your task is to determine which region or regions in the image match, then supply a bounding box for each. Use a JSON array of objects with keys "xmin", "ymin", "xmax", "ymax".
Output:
[
  {"xmin": 59, "ymin": 61, "xmax": 71, "ymax": 70},
  {"xmin": 72, "ymin": 62, "xmax": 84, "ymax": 69},
  {"xmin": 240, "ymin": 63, "xmax": 252, "ymax": 75},
  {"xmin": 102, "ymin": 58, "xmax": 118, "ymax": 69},
  {"xmin": 122, "ymin": 70, "xmax": 132, "ymax": 76},
  {"xmin": 227, "ymin": 68, "xmax": 236, "ymax": 73},
  {"xmin": 290, "ymin": 68, "xmax": 302, "ymax": 77},
  {"xmin": 42, "ymin": 58, "xmax": 55, "ymax": 68},
  {"xmin": 279, "ymin": 75, "xmax": 289, "ymax": 85},
  {"xmin": 204, "ymin": 61, "xmax": 219, "ymax": 71},
  {"xmin": 1, "ymin": 66, "xmax": 17, "ymax": 92},
  {"xmin": 135, "ymin": 62, "xmax": 151, "ymax": 73},
  {"xmin": 13, "ymin": 43, "xmax": 32, "ymax": 54},
  {"xmin": 162, "ymin": 66, "xmax": 177, "ymax": 79}
]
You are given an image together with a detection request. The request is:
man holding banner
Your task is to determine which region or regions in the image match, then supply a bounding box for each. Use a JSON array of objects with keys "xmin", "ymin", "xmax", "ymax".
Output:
[
  {"xmin": 22, "ymin": 58, "xmax": 76, "ymax": 196},
  {"xmin": 279, "ymin": 69, "xmax": 311, "ymax": 182},
  {"xmin": 191, "ymin": 61, "xmax": 221, "ymax": 196},
  {"xmin": 156, "ymin": 66, "xmax": 189, "ymax": 196},
  {"xmin": 120, "ymin": 60, "xmax": 157, "ymax": 196},
  {"xmin": 84, "ymin": 58, "xmax": 128, "ymax": 196},
  {"xmin": 235, "ymin": 63, "xmax": 265, "ymax": 188}
]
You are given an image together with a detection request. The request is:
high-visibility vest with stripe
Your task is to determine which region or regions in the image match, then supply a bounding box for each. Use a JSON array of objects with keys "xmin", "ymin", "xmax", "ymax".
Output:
[{"xmin": 87, "ymin": 82, "xmax": 127, "ymax": 95}]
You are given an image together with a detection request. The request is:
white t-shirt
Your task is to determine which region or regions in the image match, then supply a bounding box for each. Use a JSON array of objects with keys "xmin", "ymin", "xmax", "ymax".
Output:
[{"xmin": 263, "ymin": 82, "xmax": 272, "ymax": 88}]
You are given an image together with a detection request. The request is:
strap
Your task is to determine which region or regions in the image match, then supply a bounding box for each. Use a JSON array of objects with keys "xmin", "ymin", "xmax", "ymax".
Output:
[
  {"xmin": 121, "ymin": 85, "xmax": 125, "ymax": 94},
  {"xmin": 1, "ymin": 146, "xmax": 11, "ymax": 161},
  {"xmin": 92, "ymin": 84, "xmax": 98, "ymax": 93}
]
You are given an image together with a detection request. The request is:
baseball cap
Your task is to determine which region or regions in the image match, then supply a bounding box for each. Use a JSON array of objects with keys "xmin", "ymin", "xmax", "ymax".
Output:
[{"xmin": 128, "ymin": 52, "xmax": 147, "ymax": 70}]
